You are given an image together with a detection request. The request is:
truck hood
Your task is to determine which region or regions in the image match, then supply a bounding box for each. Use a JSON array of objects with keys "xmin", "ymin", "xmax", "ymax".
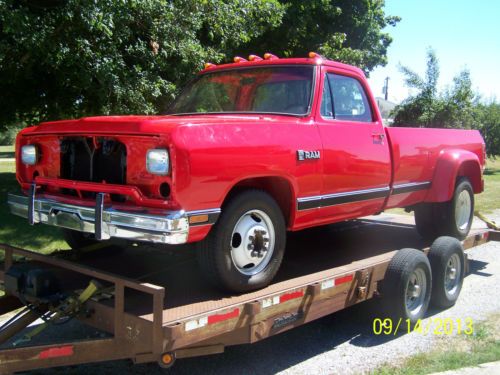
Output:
[{"xmin": 21, "ymin": 114, "xmax": 300, "ymax": 136}]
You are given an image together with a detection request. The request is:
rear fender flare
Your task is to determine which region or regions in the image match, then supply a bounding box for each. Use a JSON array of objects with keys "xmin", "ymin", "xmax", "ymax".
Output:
[{"xmin": 425, "ymin": 149, "xmax": 482, "ymax": 203}]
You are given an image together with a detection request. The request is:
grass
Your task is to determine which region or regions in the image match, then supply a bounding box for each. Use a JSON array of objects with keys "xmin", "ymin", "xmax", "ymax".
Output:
[
  {"xmin": 0, "ymin": 144, "xmax": 15, "ymax": 159},
  {"xmin": 372, "ymin": 314, "xmax": 500, "ymax": 375},
  {"xmin": 0, "ymin": 161, "xmax": 68, "ymax": 255},
  {"xmin": 477, "ymin": 158, "xmax": 500, "ymax": 214}
]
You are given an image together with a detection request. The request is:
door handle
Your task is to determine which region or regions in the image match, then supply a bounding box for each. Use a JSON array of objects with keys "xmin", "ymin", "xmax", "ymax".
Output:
[{"xmin": 371, "ymin": 133, "xmax": 385, "ymax": 144}]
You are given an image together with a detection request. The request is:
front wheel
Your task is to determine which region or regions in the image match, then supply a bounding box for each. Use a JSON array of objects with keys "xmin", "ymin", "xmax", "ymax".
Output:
[{"xmin": 197, "ymin": 190, "xmax": 286, "ymax": 292}]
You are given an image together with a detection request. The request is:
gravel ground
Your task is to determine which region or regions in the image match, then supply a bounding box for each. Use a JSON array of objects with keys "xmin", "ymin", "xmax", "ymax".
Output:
[{"xmin": 2, "ymin": 212, "xmax": 500, "ymax": 375}]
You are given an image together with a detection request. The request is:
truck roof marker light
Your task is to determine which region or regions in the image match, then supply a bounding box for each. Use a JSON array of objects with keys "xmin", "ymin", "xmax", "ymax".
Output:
[
  {"xmin": 204, "ymin": 62, "xmax": 216, "ymax": 69},
  {"xmin": 308, "ymin": 52, "xmax": 324, "ymax": 64},
  {"xmin": 248, "ymin": 54, "xmax": 263, "ymax": 61},
  {"xmin": 308, "ymin": 52, "xmax": 323, "ymax": 59},
  {"xmin": 263, "ymin": 53, "xmax": 279, "ymax": 60},
  {"xmin": 233, "ymin": 56, "xmax": 248, "ymax": 63}
]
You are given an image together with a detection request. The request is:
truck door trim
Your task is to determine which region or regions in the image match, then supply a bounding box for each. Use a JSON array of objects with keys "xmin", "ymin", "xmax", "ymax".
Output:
[
  {"xmin": 296, "ymin": 181, "xmax": 432, "ymax": 211},
  {"xmin": 297, "ymin": 186, "xmax": 390, "ymax": 210},
  {"xmin": 391, "ymin": 181, "xmax": 432, "ymax": 195}
]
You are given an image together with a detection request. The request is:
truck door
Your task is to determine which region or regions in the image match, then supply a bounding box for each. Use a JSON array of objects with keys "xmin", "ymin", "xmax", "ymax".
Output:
[{"xmin": 314, "ymin": 69, "xmax": 392, "ymax": 221}]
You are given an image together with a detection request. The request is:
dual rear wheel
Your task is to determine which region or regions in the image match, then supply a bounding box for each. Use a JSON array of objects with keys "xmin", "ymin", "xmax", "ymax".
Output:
[{"xmin": 415, "ymin": 178, "xmax": 474, "ymax": 241}]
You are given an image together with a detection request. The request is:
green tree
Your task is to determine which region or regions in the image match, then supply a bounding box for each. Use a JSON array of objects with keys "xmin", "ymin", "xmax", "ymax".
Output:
[
  {"xmin": 475, "ymin": 102, "xmax": 500, "ymax": 156},
  {"xmin": 0, "ymin": 0, "xmax": 284, "ymax": 127},
  {"xmin": 0, "ymin": 0, "xmax": 399, "ymax": 132},
  {"xmin": 240, "ymin": 0, "xmax": 400, "ymax": 73},
  {"xmin": 392, "ymin": 49, "xmax": 477, "ymax": 129}
]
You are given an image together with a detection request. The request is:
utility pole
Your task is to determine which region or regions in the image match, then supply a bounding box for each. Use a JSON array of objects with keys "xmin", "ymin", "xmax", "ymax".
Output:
[{"xmin": 383, "ymin": 76, "xmax": 390, "ymax": 101}]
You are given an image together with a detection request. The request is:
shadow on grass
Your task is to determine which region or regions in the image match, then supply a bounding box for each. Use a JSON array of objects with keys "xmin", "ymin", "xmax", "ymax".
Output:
[
  {"xmin": 484, "ymin": 168, "xmax": 499, "ymax": 176},
  {"xmin": 0, "ymin": 171, "xmax": 67, "ymax": 253},
  {"xmin": 0, "ymin": 151, "xmax": 15, "ymax": 159}
]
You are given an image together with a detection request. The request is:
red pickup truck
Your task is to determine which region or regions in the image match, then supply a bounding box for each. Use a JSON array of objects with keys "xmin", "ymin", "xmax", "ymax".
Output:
[{"xmin": 8, "ymin": 53, "xmax": 485, "ymax": 292}]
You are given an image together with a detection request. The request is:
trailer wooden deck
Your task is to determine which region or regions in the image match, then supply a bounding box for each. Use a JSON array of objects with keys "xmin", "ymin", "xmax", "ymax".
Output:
[{"xmin": 0, "ymin": 214, "xmax": 496, "ymax": 373}]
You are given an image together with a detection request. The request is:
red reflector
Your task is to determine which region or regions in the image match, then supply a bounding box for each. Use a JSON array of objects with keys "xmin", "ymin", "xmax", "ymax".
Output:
[
  {"xmin": 336, "ymin": 274, "xmax": 353, "ymax": 285},
  {"xmin": 207, "ymin": 308, "xmax": 240, "ymax": 324},
  {"xmin": 38, "ymin": 346, "xmax": 74, "ymax": 359},
  {"xmin": 279, "ymin": 290, "xmax": 304, "ymax": 303}
]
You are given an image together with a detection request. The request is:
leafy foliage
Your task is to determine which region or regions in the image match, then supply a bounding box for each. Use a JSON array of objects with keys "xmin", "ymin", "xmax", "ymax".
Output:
[
  {"xmin": 392, "ymin": 49, "xmax": 477, "ymax": 129},
  {"xmin": 475, "ymin": 102, "xmax": 500, "ymax": 156},
  {"xmin": 240, "ymin": 0, "xmax": 400, "ymax": 74},
  {"xmin": 0, "ymin": 0, "xmax": 284, "ymax": 126},
  {"xmin": 0, "ymin": 0, "xmax": 398, "ymax": 131},
  {"xmin": 392, "ymin": 49, "xmax": 500, "ymax": 156}
]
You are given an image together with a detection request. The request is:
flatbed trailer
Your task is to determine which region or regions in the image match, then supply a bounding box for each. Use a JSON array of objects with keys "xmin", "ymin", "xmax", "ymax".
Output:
[{"xmin": 0, "ymin": 215, "xmax": 498, "ymax": 374}]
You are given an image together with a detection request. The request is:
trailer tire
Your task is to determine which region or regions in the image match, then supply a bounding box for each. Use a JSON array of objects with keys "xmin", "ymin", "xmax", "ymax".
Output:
[
  {"xmin": 61, "ymin": 228, "xmax": 98, "ymax": 250},
  {"xmin": 428, "ymin": 236, "xmax": 465, "ymax": 308},
  {"xmin": 197, "ymin": 190, "xmax": 286, "ymax": 292},
  {"xmin": 382, "ymin": 248, "xmax": 432, "ymax": 325}
]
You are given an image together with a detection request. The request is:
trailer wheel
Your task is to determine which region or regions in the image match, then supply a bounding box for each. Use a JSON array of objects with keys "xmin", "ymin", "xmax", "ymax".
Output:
[
  {"xmin": 382, "ymin": 248, "xmax": 432, "ymax": 325},
  {"xmin": 197, "ymin": 190, "xmax": 286, "ymax": 292},
  {"xmin": 61, "ymin": 228, "xmax": 98, "ymax": 250},
  {"xmin": 428, "ymin": 236, "xmax": 465, "ymax": 308}
]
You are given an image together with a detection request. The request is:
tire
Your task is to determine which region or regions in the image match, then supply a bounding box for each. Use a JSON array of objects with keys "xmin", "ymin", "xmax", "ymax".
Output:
[
  {"xmin": 61, "ymin": 228, "xmax": 99, "ymax": 250},
  {"xmin": 428, "ymin": 236, "xmax": 465, "ymax": 308},
  {"xmin": 382, "ymin": 248, "xmax": 432, "ymax": 325},
  {"xmin": 197, "ymin": 190, "xmax": 286, "ymax": 293},
  {"xmin": 414, "ymin": 203, "xmax": 438, "ymax": 240},
  {"xmin": 414, "ymin": 177, "xmax": 474, "ymax": 241},
  {"xmin": 439, "ymin": 178, "xmax": 474, "ymax": 240}
]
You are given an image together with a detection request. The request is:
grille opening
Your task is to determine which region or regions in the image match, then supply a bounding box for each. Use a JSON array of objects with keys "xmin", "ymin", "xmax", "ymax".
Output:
[
  {"xmin": 159, "ymin": 182, "xmax": 171, "ymax": 198},
  {"xmin": 60, "ymin": 137, "xmax": 127, "ymax": 202}
]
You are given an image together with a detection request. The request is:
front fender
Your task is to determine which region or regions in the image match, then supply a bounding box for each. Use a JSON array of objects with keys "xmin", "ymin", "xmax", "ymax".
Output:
[{"xmin": 425, "ymin": 149, "xmax": 482, "ymax": 203}]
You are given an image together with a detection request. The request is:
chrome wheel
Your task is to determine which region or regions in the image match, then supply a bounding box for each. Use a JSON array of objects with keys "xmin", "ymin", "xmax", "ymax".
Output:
[
  {"xmin": 444, "ymin": 253, "xmax": 461, "ymax": 297},
  {"xmin": 405, "ymin": 268, "xmax": 427, "ymax": 316},
  {"xmin": 230, "ymin": 209, "xmax": 275, "ymax": 276},
  {"xmin": 455, "ymin": 190, "xmax": 472, "ymax": 231}
]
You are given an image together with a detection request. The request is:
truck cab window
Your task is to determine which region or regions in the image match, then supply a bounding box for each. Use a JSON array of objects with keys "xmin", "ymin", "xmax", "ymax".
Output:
[
  {"xmin": 320, "ymin": 76, "xmax": 334, "ymax": 118},
  {"xmin": 328, "ymin": 74, "xmax": 372, "ymax": 122}
]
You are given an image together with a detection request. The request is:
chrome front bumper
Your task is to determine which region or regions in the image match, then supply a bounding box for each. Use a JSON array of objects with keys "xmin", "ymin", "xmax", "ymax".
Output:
[{"xmin": 7, "ymin": 192, "xmax": 190, "ymax": 245}]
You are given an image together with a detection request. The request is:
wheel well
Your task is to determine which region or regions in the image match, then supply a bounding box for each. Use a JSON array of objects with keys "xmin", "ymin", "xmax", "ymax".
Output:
[
  {"xmin": 224, "ymin": 177, "xmax": 294, "ymax": 226},
  {"xmin": 457, "ymin": 160, "xmax": 482, "ymax": 193}
]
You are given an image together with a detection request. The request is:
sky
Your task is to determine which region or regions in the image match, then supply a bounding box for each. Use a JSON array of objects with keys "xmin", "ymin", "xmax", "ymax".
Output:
[{"xmin": 367, "ymin": 0, "xmax": 500, "ymax": 104}]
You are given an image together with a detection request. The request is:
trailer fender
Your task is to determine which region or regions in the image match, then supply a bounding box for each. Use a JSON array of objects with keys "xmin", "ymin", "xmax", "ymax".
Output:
[{"xmin": 425, "ymin": 149, "xmax": 482, "ymax": 203}]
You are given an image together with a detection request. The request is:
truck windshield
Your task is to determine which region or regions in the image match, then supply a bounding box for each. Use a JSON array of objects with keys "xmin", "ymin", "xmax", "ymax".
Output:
[{"xmin": 167, "ymin": 66, "xmax": 314, "ymax": 116}]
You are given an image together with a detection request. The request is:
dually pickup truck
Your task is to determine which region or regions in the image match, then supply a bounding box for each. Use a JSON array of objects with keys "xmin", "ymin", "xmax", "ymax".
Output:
[{"xmin": 8, "ymin": 52, "xmax": 485, "ymax": 292}]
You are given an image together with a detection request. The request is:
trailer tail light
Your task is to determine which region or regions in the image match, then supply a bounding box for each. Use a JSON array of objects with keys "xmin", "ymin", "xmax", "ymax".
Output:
[
  {"xmin": 263, "ymin": 53, "xmax": 278, "ymax": 60},
  {"xmin": 248, "ymin": 54, "xmax": 262, "ymax": 61},
  {"xmin": 233, "ymin": 56, "xmax": 247, "ymax": 63}
]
